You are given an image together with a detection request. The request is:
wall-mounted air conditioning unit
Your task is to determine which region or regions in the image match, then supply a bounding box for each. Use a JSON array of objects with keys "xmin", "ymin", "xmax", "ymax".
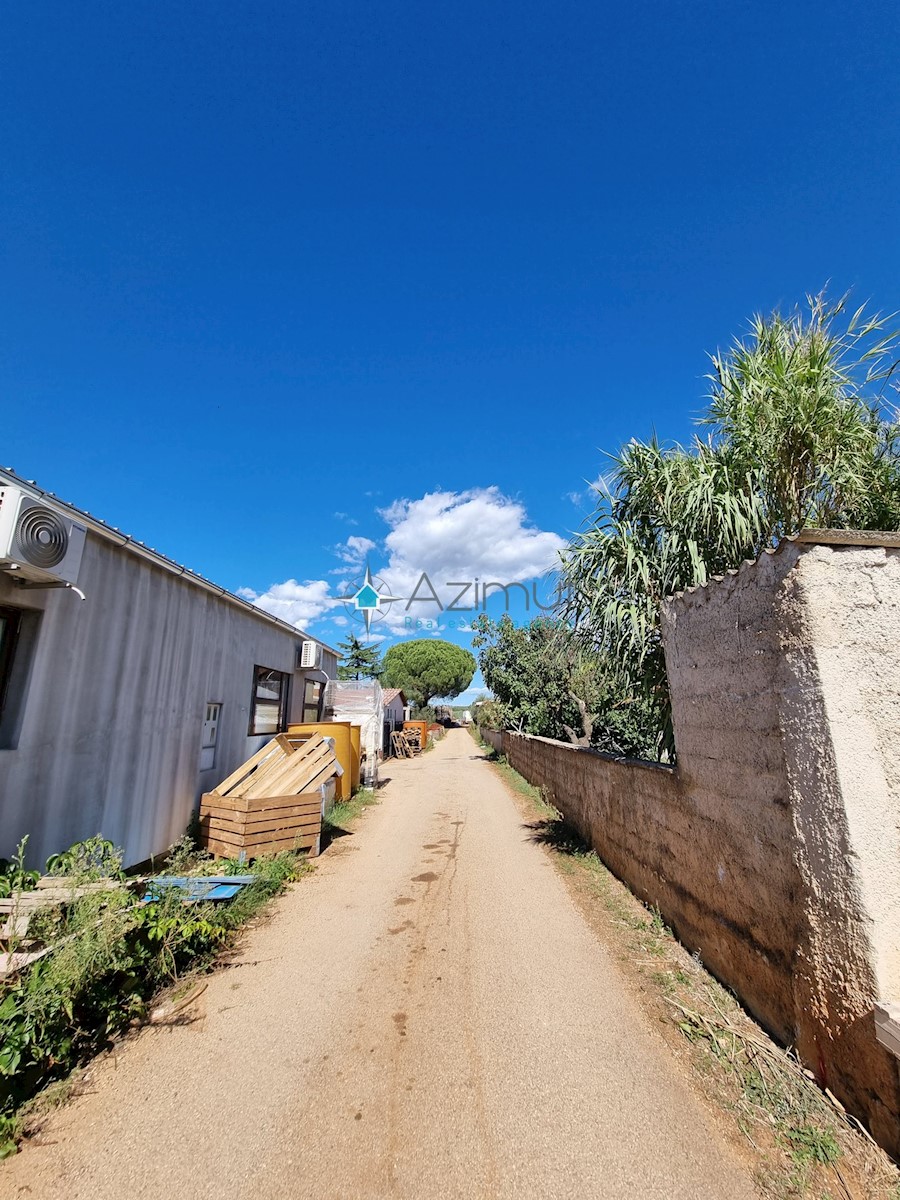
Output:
[
  {"xmin": 0, "ymin": 487, "xmax": 87, "ymax": 585},
  {"xmin": 298, "ymin": 640, "xmax": 322, "ymax": 670}
]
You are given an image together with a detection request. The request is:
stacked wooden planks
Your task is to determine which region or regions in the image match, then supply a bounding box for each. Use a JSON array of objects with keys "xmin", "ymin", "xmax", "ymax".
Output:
[
  {"xmin": 390, "ymin": 729, "xmax": 416, "ymax": 758},
  {"xmin": 199, "ymin": 732, "xmax": 340, "ymax": 859},
  {"xmin": 0, "ymin": 878, "xmax": 125, "ymax": 941}
]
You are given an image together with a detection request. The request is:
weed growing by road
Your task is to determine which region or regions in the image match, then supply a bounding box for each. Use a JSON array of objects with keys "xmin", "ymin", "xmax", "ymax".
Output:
[
  {"xmin": 0, "ymin": 837, "xmax": 312, "ymax": 1158},
  {"xmin": 0, "ymin": 839, "xmax": 40, "ymax": 899},
  {"xmin": 324, "ymin": 787, "xmax": 378, "ymax": 836}
]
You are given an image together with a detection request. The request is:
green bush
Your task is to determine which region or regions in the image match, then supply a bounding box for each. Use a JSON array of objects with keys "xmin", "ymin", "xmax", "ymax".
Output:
[
  {"xmin": 0, "ymin": 838, "xmax": 40, "ymax": 899},
  {"xmin": 0, "ymin": 838, "xmax": 308, "ymax": 1155}
]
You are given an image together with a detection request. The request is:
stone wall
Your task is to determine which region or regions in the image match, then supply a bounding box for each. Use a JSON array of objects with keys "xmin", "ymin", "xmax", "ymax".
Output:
[
  {"xmin": 480, "ymin": 727, "xmax": 503, "ymax": 753},
  {"xmin": 497, "ymin": 536, "xmax": 900, "ymax": 1156}
]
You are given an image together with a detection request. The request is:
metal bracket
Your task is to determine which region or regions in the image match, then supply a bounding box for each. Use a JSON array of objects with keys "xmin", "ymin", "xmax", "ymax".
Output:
[{"xmin": 1, "ymin": 567, "xmax": 86, "ymax": 600}]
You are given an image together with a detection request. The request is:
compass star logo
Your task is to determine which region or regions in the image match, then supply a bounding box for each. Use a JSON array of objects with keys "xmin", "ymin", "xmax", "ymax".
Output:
[{"xmin": 338, "ymin": 564, "xmax": 404, "ymax": 633}]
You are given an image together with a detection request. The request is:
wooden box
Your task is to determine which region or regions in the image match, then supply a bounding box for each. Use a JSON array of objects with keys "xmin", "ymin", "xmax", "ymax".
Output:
[{"xmin": 198, "ymin": 732, "xmax": 339, "ymax": 859}]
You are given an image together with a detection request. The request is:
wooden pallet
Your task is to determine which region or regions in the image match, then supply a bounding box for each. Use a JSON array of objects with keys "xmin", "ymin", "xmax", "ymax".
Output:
[
  {"xmin": 0, "ymin": 878, "xmax": 125, "ymax": 941},
  {"xmin": 200, "ymin": 792, "xmax": 324, "ymax": 859},
  {"xmin": 199, "ymin": 732, "xmax": 340, "ymax": 859},
  {"xmin": 390, "ymin": 730, "xmax": 416, "ymax": 759}
]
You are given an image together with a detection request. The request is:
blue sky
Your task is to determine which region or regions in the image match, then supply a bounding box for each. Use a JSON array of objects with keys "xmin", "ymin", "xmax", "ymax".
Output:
[{"xmin": 2, "ymin": 1, "xmax": 899, "ymax": 700}]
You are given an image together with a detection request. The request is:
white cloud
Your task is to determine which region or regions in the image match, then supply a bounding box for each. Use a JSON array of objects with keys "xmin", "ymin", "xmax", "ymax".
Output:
[
  {"xmin": 334, "ymin": 534, "xmax": 377, "ymax": 565},
  {"xmin": 375, "ymin": 487, "xmax": 565, "ymax": 617},
  {"xmin": 240, "ymin": 486, "xmax": 564, "ymax": 642},
  {"xmin": 240, "ymin": 579, "xmax": 337, "ymax": 629},
  {"xmin": 566, "ymin": 473, "xmax": 611, "ymax": 510}
]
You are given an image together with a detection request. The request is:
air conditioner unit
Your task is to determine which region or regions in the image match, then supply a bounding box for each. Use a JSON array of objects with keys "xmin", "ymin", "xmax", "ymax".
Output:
[
  {"xmin": 298, "ymin": 640, "xmax": 321, "ymax": 670},
  {"xmin": 0, "ymin": 487, "xmax": 87, "ymax": 585}
]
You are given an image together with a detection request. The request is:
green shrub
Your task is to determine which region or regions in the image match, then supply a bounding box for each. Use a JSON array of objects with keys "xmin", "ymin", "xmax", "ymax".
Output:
[
  {"xmin": 0, "ymin": 839, "xmax": 40, "ymax": 899},
  {"xmin": 45, "ymin": 836, "xmax": 124, "ymax": 882},
  {"xmin": 0, "ymin": 839, "xmax": 308, "ymax": 1151}
]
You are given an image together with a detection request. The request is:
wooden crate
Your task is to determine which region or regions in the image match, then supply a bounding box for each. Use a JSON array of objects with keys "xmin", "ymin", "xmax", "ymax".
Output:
[
  {"xmin": 199, "ymin": 732, "xmax": 340, "ymax": 859},
  {"xmin": 199, "ymin": 791, "xmax": 324, "ymax": 859}
]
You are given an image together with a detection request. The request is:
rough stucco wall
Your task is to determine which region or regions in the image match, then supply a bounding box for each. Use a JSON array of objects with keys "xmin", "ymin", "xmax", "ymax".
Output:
[
  {"xmin": 499, "ymin": 540, "xmax": 900, "ymax": 1156},
  {"xmin": 0, "ymin": 533, "xmax": 325, "ymax": 868},
  {"xmin": 660, "ymin": 542, "xmax": 804, "ymax": 1043},
  {"xmin": 777, "ymin": 546, "xmax": 900, "ymax": 1151},
  {"xmin": 480, "ymin": 728, "xmax": 502, "ymax": 753}
]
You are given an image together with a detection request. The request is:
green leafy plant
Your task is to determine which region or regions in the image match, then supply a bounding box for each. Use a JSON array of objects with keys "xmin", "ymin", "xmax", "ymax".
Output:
[
  {"xmin": 783, "ymin": 1123, "xmax": 841, "ymax": 1167},
  {"xmin": 0, "ymin": 842, "xmax": 309, "ymax": 1152},
  {"xmin": 159, "ymin": 834, "xmax": 212, "ymax": 877},
  {"xmin": 472, "ymin": 614, "xmax": 657, "ymax": 758},
  {"xmin": 0, "ymin": 839, "xmax": 40, "ymax": 899},
  {"xmin": 136, "ymin": 891, "xmax": 227, "ymax": 980},
  {"xmin": 560, "ymin": 292, "xmax": 900, "ymax": 758},
  {"xmin": 45, "ymin": 836, "xmax": 124, "ymax": 882}
]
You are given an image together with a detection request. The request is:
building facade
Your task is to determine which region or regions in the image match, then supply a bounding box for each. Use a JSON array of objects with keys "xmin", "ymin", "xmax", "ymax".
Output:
[{"xmin": 0, "ymin": 470, "xmax": 337, "ymax": 867}]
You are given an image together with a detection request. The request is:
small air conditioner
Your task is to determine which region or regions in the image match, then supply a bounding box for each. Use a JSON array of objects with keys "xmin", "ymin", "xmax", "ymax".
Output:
[
  {"xmin": 298, "ymin": 640, "xmax": 321, "ymax": 670},
  {"xmin": 0, "ymin": 486, "xmax": 87, "ymax": 585}
]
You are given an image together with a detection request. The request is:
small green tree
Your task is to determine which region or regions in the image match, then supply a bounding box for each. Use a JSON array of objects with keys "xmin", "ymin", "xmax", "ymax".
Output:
[
  {"xmin": 471, "ymin": 614, "xmax": 656, "ymax": 757},
  {"xmin": 380, "ymin": 639, "xmax": 475, "ymax": 709},
  {"xmin": 337, "ymin": 633, "xmax": 382, "ymax": 681}
]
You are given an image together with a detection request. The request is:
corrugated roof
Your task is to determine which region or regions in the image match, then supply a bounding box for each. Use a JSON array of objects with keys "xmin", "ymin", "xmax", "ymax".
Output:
[{"xmin": 0, "ymin": 465, "xmax": 339, "ymax": 655}]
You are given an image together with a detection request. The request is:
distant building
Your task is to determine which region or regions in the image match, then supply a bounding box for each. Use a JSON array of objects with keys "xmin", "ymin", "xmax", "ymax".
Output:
[
  {"xmin": 0, "ymin": 468, "xmax": 337, "ymax": 867},
  {"xmin": 382, "ymin": 688, "xmax": 407, "ymax": 730}
]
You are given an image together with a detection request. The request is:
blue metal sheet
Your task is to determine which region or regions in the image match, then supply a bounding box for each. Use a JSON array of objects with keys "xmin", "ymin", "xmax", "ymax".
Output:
[{"xmin": 142, "ymin": 875, "xmax": 256, "ymax": 903}]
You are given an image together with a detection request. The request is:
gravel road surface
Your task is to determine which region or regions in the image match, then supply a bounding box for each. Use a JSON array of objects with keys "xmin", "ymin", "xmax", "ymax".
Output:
[{"xmin": 1, "ymin": 729, "xmax": 756, "ymax": 1199}]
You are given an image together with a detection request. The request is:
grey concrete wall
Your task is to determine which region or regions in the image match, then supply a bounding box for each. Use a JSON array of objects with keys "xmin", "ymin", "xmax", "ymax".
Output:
[
  {"xmin": 499, "ymin": 539, "xmax": 900, "ymax": 1156},
  {"xmin": 0, "ymin": 530, "xmax": 333, "ymax": 868}
]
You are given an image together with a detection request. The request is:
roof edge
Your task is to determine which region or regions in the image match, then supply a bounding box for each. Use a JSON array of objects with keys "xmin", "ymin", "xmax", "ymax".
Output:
[{"xmin": 0, "ymin": 466, "xmax": 339, "ymax": 656}]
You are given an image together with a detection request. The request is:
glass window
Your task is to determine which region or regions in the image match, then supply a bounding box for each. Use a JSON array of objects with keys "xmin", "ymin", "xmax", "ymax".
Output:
[
  {"xmin": 303, "ymin": 679, "xmax": 323, "ymax": 724},
  {"xmin": 249, "ymin": 666, "xmax": 289, "ymax": 736}
]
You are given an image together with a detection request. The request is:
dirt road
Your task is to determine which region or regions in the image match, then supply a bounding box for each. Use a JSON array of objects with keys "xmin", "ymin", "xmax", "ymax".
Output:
[{"xmin": 1, "ymin": 729, "xmax": 755, "ymax": 1199}]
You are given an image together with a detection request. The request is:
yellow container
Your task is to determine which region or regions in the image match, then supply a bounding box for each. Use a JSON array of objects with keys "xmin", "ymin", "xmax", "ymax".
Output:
[
  {"xmin": 348, "ymin": 725, "xmax": 361, "ymax": 791},
  {"xmin": 287, "ymin": 722, "xmax": 354, "ymax": 802}
]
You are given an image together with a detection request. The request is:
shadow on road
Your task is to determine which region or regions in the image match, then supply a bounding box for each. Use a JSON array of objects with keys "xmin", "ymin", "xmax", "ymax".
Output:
[
  {"xmin": 523, "ymin": 817, "xmax": 587, "ymax": 857},
  {"xmin": 321, "ymin": 823, "xmax": 354, "ymax": 851}
]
